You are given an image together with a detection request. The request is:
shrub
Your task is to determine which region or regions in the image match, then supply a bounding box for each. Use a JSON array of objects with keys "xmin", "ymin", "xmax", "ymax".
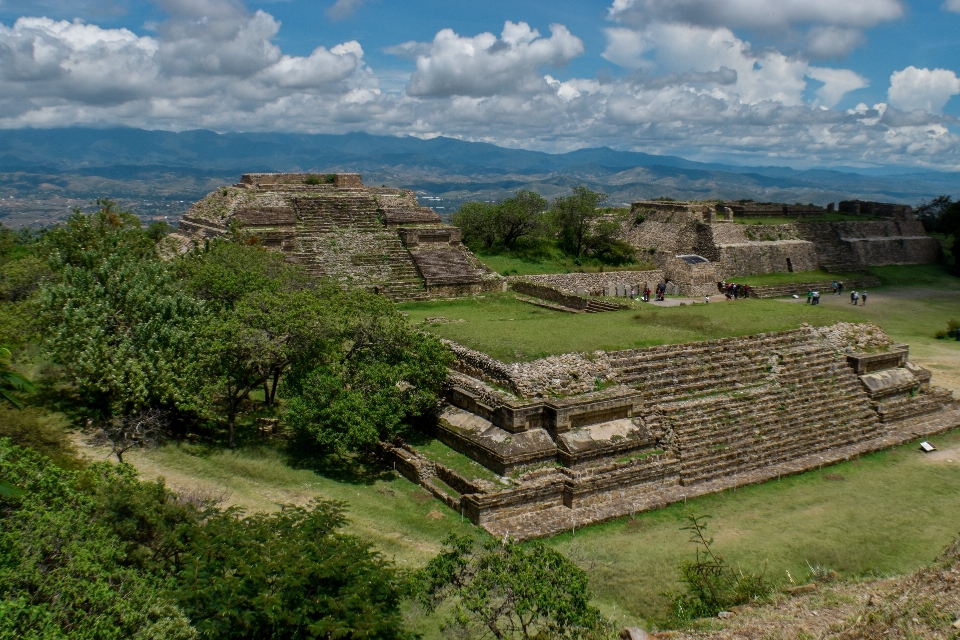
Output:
[
  {"xmin": 665, "ymin": 515, "xmax": 771, "ymax": 623},
  {"xmin": 934, "ymin": 319, "xmax": 960, "ymax": 340}
]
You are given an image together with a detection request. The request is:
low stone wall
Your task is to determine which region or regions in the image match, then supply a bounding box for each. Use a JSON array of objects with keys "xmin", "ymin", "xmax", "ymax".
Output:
[
  {"xmin": 506, "ymin": 270, "xmax": 663, "ymax": 296},
  {"xmin": 745, "ymin": 276, "xmax": 880, "ymax": 298}
]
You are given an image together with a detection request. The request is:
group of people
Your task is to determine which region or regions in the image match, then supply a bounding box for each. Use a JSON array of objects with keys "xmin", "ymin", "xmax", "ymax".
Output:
[
  {"xmin": 805, "ymin": 286, "xmax": 867, "ymax": 305},
  {"xmin": 717, "ymin": 281, "xmax": 751, "ymax": 300},
  {"xmin": 628, "ymin": 285, "xmax": 653, "ymax": 302}
]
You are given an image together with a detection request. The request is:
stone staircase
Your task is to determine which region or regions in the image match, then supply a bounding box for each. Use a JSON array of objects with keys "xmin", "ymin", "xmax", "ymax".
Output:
[
  {"xmin": 796, "ymin": 222, "xmax": 864, "ymax": 272},
  {"xmin": 606, "ymin": 330, "xmax": 881, "ymax": 485},
  {"xmin": 290, "ymin": 192, "xmax": 428, "ymax": 301},
  {"xmin": 584, "ymin": 299, "xmax": 625, "ymax": 313}
]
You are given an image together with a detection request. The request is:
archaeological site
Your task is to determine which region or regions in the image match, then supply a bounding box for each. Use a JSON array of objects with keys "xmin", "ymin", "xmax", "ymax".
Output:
[{"xmin": 176, "ymin": 173, "xmax": 959, "ymax": 540}]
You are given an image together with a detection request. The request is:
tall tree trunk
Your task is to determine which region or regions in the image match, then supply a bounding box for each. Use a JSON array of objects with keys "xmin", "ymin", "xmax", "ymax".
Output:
[
  {"xmin": 270, "ymin": 370, "xmax": 281, "ymax": 405},
  {"xmin": 228, "ymin": 401, "xmax": 236, "ymax": 449}
]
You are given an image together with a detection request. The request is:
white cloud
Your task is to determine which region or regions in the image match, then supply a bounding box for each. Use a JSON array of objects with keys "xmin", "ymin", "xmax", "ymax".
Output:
[
  {"xmin": 603, "ymin": 23, "xmax": 866, "ymax": 107},
  {"xmin": 943, "ymin": 0, "xmax": 960, "ymax": 13},
  {"xmin": 608, "ymin": 0, "xmax": 901, "ymax": 60},
  {"xmin": 888, "ymin": 66, "xmax": 960, "ymax": 113},
  {"xmin": 403, "ymin": 21, "xmax": 584, "ymax": 98},
  {"xmin": 0, "ymin": 3, "xmax": 956, "ymax": 170},
  {"xmin": 326, "ymin": 0, "xmax": 366, "ymax": 21},
  {"xmin": 608, "ymin": 0, "xmax": 903, "ymax": 29},
  {"xmin": 807, "ymin": 67, "xmax": 869, "ymax": 107}
]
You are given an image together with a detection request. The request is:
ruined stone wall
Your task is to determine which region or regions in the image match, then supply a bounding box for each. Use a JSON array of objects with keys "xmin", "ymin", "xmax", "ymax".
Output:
[
  {"xmin": 505, "ymin": 270, "xmax": 664, "ymax": 296},
  {"xmin": 718, "ymin": 241, "xmax": 819, "ymax": 277}
]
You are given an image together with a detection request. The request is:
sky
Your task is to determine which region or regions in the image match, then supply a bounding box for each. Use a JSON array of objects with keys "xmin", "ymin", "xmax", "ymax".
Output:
[{"xmin": 0, "ymin": 1, "xmax": 959, "ymax": 170}]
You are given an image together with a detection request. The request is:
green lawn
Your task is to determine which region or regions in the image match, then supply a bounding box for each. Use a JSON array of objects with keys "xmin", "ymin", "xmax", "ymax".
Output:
[
  {"xmin": 547, "ymin": 431, "xmax": 960, "ymax": 629},
  {"xmin": 399, "ymin": 292, "xmax": 863, "ymax": 362},
  {"xmin": 399, "ymin": 265, "xmax": 960, "ymax": 365}
]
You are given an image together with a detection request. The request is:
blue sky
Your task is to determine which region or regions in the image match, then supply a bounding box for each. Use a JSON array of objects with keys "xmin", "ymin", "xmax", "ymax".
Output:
[{"xmin": 0, "ymin": 0, "xmax": 959, "ymax": 169}]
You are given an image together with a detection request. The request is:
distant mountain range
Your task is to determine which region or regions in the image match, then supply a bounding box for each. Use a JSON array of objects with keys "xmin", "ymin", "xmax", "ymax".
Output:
[{"xmin": 1, "ymin": 128, "xmax": 958, "ymax": 226}]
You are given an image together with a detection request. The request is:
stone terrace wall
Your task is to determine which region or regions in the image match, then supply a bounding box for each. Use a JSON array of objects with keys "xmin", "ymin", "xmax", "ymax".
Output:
[
  {"xmin": 718, "ymin": 241, "xmax": 819, "ymax": 277},
  {"xmin": 505, "ymin": 270, "xmax": 664, "ymax": 296}
]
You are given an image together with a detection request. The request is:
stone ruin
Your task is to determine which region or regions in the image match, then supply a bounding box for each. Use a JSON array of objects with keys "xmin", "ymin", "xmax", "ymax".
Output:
[
  {"xmin": 621, "ymin": 199, "xmax": 942, "ymax": 286},
  {"xmin": 168, "ymin": 173, "xmax": 504, "ymax": 301},
  {"xmin": 384, "ymin": 322, "xmax": 959, "ymax": 540}
]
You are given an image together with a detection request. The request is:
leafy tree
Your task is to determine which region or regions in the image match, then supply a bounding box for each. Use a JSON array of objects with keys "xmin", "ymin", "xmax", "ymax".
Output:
[
  {"xmin": 177, "ymin": 500, "xmax": 411, "ymax": 639},
  {"xmin": 454, "ymin": 201, "xmax": 500, "ymax": 248},
  {"xmin": 0, "ymin": 439, "xmax": 198, "ymax": 639},
  {"xmin": 549, "ymin": 186, "xmax": 634, "ymax": 265},
  {"xmin": 551, "ymin": 186, "xmax": 608, "ymax": 262},
  {"xmin": 0, "ymin": 345, "xmax": 34, "ymax": 408},
  {"xmin": 453, "ymin": 192, "xmax": 548, "ymax": 250},
  {"xmin": 412, "ymin": 534, "xmax": 613, "ymax": 640},
  {"xmin": 915, "ymin": 195, "xmax": 954, "ymax": 234},
  {"xmin": 40, "ymin": 242, "xmax": 207, "ymax": 421},
  {"xmin": 281, "ymin": 288, "xmax": 452, "ymax": 454},
  {"xmin": 495, "ymin": 191, "xmax": 548, "ymax": 249}
]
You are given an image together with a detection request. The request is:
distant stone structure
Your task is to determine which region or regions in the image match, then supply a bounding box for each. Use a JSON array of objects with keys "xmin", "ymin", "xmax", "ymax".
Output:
[
  {"xmin": 384, "ymin": 323, "xmax": 958, "ymax": 540},
  {"xmin": 170, "ymin": 173, "xmax": 504, "ymax": 300},
  {"xmin": 616, "ymin": 199, "xmax": 941, "ymax": 288}
]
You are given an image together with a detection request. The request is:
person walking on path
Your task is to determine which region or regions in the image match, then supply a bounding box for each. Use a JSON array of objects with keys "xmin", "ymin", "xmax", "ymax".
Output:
[
  {"xmin": 813, "ymin": 290, "xmax": 820, "ymax": 305},
  {"xmin": 861, "ymin": 290, "xmax": 867, "ymax": 306},
  {"xmin": 852, "ymin": 291, "xmax": 859, "ymax": 305},
  {"xmin": 832, "ymin": 281, "xmax": 838, "ymax": 295},
  {"xmin": 838, "ymin": 281, "xmax": 844, "ymax": 296},
  {"xmin": 807, "ymin": 289, "xmax": 813, "ymax": 304},
  {"xmin": 850, "ymin": 290, "xmax": 856, "ymax": 304}
]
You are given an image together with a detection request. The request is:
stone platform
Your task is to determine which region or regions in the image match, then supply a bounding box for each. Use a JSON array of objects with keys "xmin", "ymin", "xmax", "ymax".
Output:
[
  {"xmin": 169, "ymin": 173, "xmax": 504, "ymax": 301},
  {"xmin": 384, "ymin": 322, "xmax": 956, "ymax": 540}
]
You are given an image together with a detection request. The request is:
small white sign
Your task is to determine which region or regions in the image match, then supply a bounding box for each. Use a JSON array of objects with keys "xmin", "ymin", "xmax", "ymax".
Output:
[{"xmin": 920, "ymin": 441, "xmax": 937, "ymax": 453}]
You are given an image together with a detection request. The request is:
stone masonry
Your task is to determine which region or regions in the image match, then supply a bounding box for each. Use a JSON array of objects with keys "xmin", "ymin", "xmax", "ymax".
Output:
[
  {"xmin": 387, "ymin": 322, "xmax": 958, "ymax": 540},
  {"xmin": 619, "ymin": 199, "xmax": 941, "ymax": 282},
  {"xmin": 170, "ymin": 173, "xmax": 505, "ymax": 301}
]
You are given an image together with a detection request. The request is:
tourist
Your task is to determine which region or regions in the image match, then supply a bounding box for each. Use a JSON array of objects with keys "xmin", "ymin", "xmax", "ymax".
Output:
[
  {"xmin": 705, "ymin": 295, "xmax": 710, "ymax": 303},
  {"xmin": 838, "ymin": 281, "xmax": 844, "ymax": 296},
  {"xmin": 813, "ymin": 290, "xmax": 820, "ymax": 305},
  {"xmin": 852, "ymin": 291, "xmax": 859, "ymax": 305},
  {"xmin": 832, "ymin": 281, "xmax": 838, "ymax": 295},
  {"xmin": 807, "ymin": 289, "xmax": 813, "ymax": 304},
  {"xmin": 861, "ymin": 290, "xmax": 867, "ymax": 306},
  {"xmin": 733, "ymin": 284, "xmax": 739, "ymax": 300}
]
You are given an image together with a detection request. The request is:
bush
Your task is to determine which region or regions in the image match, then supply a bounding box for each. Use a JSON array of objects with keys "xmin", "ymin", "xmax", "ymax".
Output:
[
  {"xmin": 934, "ymin": 319, "xmax": 960, "ymax": 340},
  {"xmin": 665, "ymin": 515, "xmax": 771, "ymax": 623}
]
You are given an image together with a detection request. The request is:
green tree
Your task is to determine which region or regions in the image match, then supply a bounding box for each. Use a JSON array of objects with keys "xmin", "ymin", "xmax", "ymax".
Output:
[
  {"xmin": 39, "ymin": 205, "xmax": 207, "ymax": 421},
  {"xmin": 495, "ymin": 191, "xmax": 548, "ymax": 249},
  {"xmin": 177, "ymin": 500, "xmax": 411, "ymax": 639},
  {"xmin": 412, "ymin": 534, "xmax": 613, "ymax": 640},
  {"xmin": 0, "ymin": 439, "xmax": 198, "ymax": 639},
  {"xmin": 281, "ymin": 288, "xmax": 452, "ymax": 454},
  {"xmin": 454, "ymin": 201, "xmax": 500, "ymax": 248}
]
